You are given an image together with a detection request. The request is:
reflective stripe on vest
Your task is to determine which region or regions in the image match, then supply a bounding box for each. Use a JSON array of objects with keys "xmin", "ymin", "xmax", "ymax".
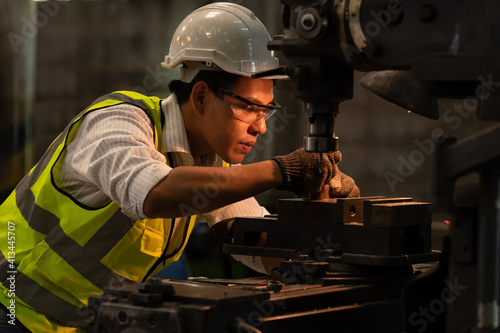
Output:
[{"xmin": 0, "ymin": 91, "xmax": 198, "ymax": 329}]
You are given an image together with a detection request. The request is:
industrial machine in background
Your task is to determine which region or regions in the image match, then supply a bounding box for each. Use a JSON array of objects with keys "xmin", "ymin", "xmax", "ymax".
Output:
[
  {"xmin": 263, "ymin": 1, "xmax": 500, "ymax": 332},
  {"xmin": 89, "ymin": 1, "xmax": 500, "ymax": 332}
]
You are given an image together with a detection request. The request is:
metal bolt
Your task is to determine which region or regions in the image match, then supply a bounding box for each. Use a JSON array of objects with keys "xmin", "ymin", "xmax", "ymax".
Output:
[
  {"xmin": 147, "ymin": 314, "xmax": 157, "ymax": 326},
  {"xmin": 301, "ymin": 13, "xmax": 316, "ymax": 31},
  {"xmin": 118, "ymin": 311, "xmax": 127, "ymax": 323}
]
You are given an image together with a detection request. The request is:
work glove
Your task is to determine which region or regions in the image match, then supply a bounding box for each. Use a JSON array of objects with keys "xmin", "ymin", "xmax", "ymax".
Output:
[
  {"xmin": 329, "ymin": 169, "xmax": 360, "ymax": 198},
  {"xmin": 272, "ymin": 148, "xmax": 341, "ymax": 196}
]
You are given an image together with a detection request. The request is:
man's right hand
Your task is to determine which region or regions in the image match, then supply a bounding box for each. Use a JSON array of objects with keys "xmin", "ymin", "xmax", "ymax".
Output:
[{"xmin": 272, "ymin": 148, "xmax": 342, "ymax": 196}]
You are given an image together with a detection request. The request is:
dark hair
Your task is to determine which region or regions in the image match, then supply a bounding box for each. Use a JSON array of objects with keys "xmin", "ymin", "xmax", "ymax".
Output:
[{"xmin": 168, "ymin": 70, "xmax": 241, "ymax": 105}]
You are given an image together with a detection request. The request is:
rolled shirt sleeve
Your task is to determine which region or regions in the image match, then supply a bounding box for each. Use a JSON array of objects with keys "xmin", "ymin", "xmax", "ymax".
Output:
[{"xmin": 58, "ymin": 104, "xmax": 171, "ymax": 220}]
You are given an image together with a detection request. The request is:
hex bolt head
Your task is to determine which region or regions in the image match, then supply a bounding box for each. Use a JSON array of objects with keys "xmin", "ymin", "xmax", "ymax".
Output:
[
  {"xmin": 118, "ymin": 311, "xmax": 127, "ymax": 323},
  {"xmin": 301, "ymin": 13, "xmax": 316, "ymax": 30}
]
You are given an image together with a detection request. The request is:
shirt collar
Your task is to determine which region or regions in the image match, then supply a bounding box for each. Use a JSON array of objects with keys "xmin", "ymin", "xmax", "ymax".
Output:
[
  {"xmin": 160, "ymin": 94, "xmax": 216, "ymax": 167},
  {"xmin": 160, "ymin": 94, "xmax": 191, "ymax": 155}
]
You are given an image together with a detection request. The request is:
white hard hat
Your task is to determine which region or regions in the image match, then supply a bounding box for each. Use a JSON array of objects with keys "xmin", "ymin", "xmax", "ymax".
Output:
[{"xmin": 162, "ymin": 2, "xmax": 285, "ymax": 82}]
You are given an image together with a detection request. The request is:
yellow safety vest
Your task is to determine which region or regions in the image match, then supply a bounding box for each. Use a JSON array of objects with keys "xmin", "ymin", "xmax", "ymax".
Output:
[{"xmin": 0, "ymin": 91, "xmax": 200, "ymax": 332}]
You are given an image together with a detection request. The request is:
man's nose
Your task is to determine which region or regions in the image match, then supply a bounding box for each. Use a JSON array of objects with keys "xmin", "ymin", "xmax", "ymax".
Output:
[{"xmin": 249, "ymin": 117, "xmax": 266, "ymax": 135}]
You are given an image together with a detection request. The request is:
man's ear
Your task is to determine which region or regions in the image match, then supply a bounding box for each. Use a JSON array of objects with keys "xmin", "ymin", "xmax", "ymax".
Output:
[{"xmin": 190, "ymin": 81, "xmax": 209, "ymax": 115}]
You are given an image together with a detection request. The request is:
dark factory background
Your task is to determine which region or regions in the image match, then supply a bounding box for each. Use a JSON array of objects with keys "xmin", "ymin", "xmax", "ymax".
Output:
[{"xmin": 1, "ymin": 0, "xmax": 495, "ymax": 275}]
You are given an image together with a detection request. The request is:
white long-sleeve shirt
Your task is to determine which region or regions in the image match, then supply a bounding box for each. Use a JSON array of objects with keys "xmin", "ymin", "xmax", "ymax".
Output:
[{"xmin": 57, "ymin": 93, "xmax": 268, "ymax": 272}]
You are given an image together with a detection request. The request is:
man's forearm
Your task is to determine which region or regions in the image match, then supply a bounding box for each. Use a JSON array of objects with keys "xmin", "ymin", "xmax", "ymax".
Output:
[{"xmin": 143, "ymin": 160, "xmax": 283, "ymax": 218}]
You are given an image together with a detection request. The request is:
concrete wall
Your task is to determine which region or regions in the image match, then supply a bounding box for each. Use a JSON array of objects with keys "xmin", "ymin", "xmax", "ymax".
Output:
[
  {"xmin": 34, "ymin": 0, "xmax": 208, "ymax": 159},
  {"xmin": 30, "ymin": 0, "xmax": 497, "ymax": 213},
  {"xmin": 0, "ymin": 0, "xmax": 36, "ymax": 202}
]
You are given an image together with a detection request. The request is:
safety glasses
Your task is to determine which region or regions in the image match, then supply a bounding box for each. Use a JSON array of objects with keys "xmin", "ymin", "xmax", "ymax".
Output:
[{"xmin": 217, "ymin": 87, "xmax": 281, "ymax": 124}]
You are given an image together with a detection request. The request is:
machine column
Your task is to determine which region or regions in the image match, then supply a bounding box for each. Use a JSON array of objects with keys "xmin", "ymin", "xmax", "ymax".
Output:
[{"xmin": 477, "ymin": 161, "xmax": 500, "ymax": 330}]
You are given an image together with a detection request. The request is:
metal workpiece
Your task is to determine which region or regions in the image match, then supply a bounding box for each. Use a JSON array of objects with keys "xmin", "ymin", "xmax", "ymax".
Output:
[
  {"xmin": 276, "ymin": 195, "xmax": 389, "ymax": 225},
  {"xmin": 368, "ymin": 201, "xmax": 432, "ymax": 227},
  {"xmin": 362, "ymin": 197, "xmax": 413, "ymax": 224},
  {"xmin": 335, "ymin": 196, "xmax": 386, "ymax": 224},
  {"xmin": 277, "ymin": 196, "xmax": 429, "ymax": 227},
  {"xmin": 276, "ymin": 198, "xmax": 339, "ymax": 225}
]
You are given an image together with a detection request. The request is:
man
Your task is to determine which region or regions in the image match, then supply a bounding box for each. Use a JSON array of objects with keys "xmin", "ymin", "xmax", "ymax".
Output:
[{"xmin": 0, "ymin": 3, "xmax": 358, "ymax": 332}]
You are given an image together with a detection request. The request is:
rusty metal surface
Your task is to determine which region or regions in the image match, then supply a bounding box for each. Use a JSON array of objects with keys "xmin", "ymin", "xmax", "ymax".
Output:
[
  {"xmin": 363, "ymin": 197, "xmax": 413, "ymax": 225},
  {"xmin": 277, "ymin": 198, "xmax": 338, "ymax": 225},
  {"xmin": 277, "ymin": 196, "xmax": 427, "ymax": 227},
  {"xmin": 309, "ymin": 184, "xmax": 330, "ymax": 200},
  {"xmin": 335, "ymin": 196, "xmax": 385, "ymax": 224},
  {"xmin": 369, "ymin": 202, "xmax": 432, "ymax": 227}
]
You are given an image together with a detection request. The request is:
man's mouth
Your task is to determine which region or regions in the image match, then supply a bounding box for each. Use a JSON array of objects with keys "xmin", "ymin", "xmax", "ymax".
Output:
[{"xmin": 239, "ymin": 141, "xmax": 255, "ymax": 153}]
